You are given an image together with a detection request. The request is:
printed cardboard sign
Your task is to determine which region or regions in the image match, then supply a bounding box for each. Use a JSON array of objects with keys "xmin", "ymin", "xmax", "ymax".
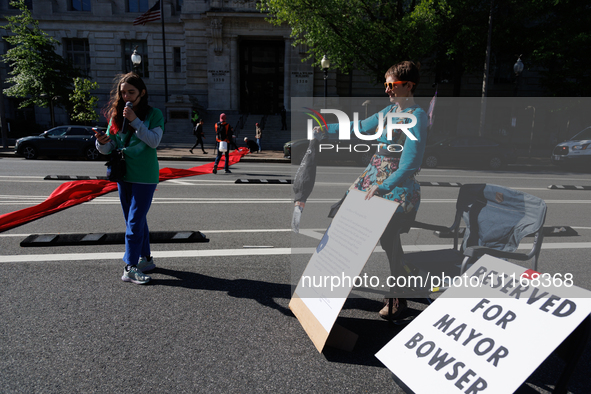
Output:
[
  {"xmin": 290, "ymin": 189, "xmax": 399, "ymax": 352},
  {"xmin": 376, "ymin": 255, "xmax": 591, "ymax": 393}
]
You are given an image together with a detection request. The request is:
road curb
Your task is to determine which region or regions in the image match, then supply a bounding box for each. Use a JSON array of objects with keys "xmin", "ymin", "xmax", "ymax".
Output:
[
  {"xmin": 0, "ymin": 148, "xmax": 557, "ymax": 167},
  {"xmin": 0, "ymin": 149, "xmax": 291, "ymax": 164}
]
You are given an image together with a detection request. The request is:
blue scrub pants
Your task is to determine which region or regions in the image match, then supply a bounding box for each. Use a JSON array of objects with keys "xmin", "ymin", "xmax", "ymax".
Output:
[
  {"xmin": 117, "ymin": 181, "xmax": 157, "ymax": 266},
  {"xmin": 214, "ymin": 150, "xmax": 229, "ymax": 171}
]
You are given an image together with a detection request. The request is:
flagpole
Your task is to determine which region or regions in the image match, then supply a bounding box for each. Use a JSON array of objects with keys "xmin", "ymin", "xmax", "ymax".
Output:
[{"xmin": 160, "ymin": 0, "xmax": 169, "ymax": 107}]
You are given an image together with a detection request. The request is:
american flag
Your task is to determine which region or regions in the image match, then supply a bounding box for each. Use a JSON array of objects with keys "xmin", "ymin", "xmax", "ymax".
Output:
[{"xmin": 133, "ymin": 0, "xmax": 161, "ymax": 26}]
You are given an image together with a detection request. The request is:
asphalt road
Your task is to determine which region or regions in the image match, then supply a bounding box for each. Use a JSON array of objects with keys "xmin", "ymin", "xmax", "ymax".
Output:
[{"xmin": 1, "ymin": 157, "xmax": 590, "ymax": 393}]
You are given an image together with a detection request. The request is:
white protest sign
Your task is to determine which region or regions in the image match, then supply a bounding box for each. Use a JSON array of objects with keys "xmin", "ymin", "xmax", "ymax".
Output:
[
  {"xmin": 290, "ymin": 189, "xmax": 399, "ymax": 352},
  {"xmin": 376, "ymin": 255, "xmax": 591, "ymax": 394}
]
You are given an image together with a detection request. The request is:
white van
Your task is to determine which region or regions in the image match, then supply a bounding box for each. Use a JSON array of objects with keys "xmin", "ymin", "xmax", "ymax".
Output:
[{"xmin": 551, "ymin": 126, "xmax": 591, "ymax": 166}]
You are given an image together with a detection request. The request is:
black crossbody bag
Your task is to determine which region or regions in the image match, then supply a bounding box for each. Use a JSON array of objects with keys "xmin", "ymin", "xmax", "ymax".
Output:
[{"xmin": 105, "ymin": 130, "xmax": 133, "ymax": 182}]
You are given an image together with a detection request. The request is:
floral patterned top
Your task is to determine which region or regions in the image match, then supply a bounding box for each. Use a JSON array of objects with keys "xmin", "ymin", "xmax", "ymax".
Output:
[{"xmin": 326, "ymin": 103, "xmax": 428, "ymax": 213}]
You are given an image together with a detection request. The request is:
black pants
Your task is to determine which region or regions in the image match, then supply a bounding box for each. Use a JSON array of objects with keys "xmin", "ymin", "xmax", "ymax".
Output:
[
  {"xmin": 379, "ymin": 211, "xmax": 416, "ymax": 296},
  {"xmin": 191, "ymin": 136, "xmax": 205, "ymax": 151}
]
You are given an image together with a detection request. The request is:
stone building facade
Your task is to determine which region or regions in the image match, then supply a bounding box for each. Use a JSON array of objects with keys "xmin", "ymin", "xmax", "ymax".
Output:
[
  {"xmin": 1, "ymin": 0, "xmax": 359, "ymax": 130},
  {"xmin": 1, "ymin": 0, "xmax": 543, "ymax": 137}
]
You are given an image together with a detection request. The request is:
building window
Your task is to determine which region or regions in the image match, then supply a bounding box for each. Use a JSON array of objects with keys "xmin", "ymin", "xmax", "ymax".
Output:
[
  {"xmin": 71, "ymin": 0, "xmax": 91, "ymax": 11},
  {"xmin": 173, "ymin": 47, "xmax": 181, "ymax": 73},
  {"xmin": 122, "ymin": 40, "xmax": 149, "ymax": 78},
  {"xmin": 176, "ymin": 0, "xmax": 183, "ymax": 12},
  {"xmin": 64, "ymin": 38, "xmax": 91, "ymax": 75},
  {"xmin": 128, "ymin": 0, "xmax": 150, "ymax": 13}
]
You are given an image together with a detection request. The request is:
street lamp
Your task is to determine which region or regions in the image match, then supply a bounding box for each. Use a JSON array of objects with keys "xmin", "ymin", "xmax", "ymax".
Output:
[
  {"xmin": 526, "ymin": 105, "xmax": 536, "ymax": 159},
  {"xmin": 362, "ymin": 100, "xmax": 371, "ymax": 119},
  {"xmin": 321, "ymin": 55, "xmax": 330, "ymax": 101},
  {"xmin": 131, "ymin": 46, "xmax": 142, "ymax": 75},
  {"xmin": 513, "ymin": 55, "xmax": 524, "ymax": 96}
]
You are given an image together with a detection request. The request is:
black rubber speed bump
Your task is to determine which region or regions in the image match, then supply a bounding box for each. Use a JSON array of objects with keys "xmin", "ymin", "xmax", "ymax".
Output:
[
  {"xmin": 235, "ymin": 179, "xmax": 292, "ymax": 184},
  {"xmin": 548, "ymin": 185, "xmax": 591, "ymax": 190},
  {"xmin": 20, "ymin": 231, "xmax": 209, "ymax": 247},
  {"xmin": 435, "ymin": 228, "xmax": 466, "ymax": 238},
  {"xmin": 419, "ymin": 182, "xmax": 462, "ymax": 187},
  {"xmin": 542, "ymin": 226, "xmax": 578, "ymax": 237},
  {"xmin": 44, "ymin": 175, "xmax": 108, "ymax": 180}
]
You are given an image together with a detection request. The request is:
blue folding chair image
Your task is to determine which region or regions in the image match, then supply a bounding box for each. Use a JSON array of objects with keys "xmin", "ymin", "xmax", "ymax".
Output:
[{"xmin": 382, "ymin": 183, "xmax": 547, "ymax": 300}]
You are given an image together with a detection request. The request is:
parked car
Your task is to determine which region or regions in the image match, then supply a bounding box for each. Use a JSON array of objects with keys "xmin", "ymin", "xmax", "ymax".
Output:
[
  {"xmin": 551, "ymin": 126, "xmax": 591, "ymax": 167},
  {"xmin": 422, "ymin": 136, "xmax": 517, "ymax": 170},
  {"xmin": 15, "ymin": 125, "xmax": 106, "ymax": 160},
  {"xmin": 284, "ymin": 134, "xmax": 375, "ymax": 166}
]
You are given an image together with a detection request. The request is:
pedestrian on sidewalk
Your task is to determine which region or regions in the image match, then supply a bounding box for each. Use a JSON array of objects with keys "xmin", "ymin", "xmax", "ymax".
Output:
[
  {"xmin": 191, "ymin": 108, "xmax": 199, "ymax": 125},
  {"xmin": 95, "ymin": 72, "xmax": 164, "ymax": 285},
  {"xmin": 255, "ymin": 122, "xmax": 262, "ymax": 152},
  {"xmin": 280, "ymin": 106, "xmax": 287, "ymax": 130},
  {"xmin": 244, "ymin": 137, "xmax": 259, "ymax": 153},
  {"xmin": 213, "ymin": 113, "xmax": 233, "ymax": 174},
  {"xmin": 190, "ymin": 118, "xmax": 207, "ymax": 154}
]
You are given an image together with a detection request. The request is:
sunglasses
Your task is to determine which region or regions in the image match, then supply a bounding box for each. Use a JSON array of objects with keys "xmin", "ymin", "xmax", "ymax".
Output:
[{"xmin": 384, "ymin": 81, "xmax": 411, "ymax": 89}]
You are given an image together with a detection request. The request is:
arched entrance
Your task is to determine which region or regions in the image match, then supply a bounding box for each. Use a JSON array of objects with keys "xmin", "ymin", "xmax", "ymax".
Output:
[{"xmin": 239, "ymin": 39, "xmax": 284, "ymax": 114}]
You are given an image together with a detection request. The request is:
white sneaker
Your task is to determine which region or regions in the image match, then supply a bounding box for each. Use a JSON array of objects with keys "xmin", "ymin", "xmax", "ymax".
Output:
[
  {"xmin": 121, "ymin": 266, "xmax": 151, "ymax": 284},
  {"xmin": 137, "ymin": 256, "xmax": 156, "ymax": 272}
]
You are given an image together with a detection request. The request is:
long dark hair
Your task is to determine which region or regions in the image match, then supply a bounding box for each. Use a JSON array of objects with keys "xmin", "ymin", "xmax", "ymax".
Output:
[{"xmin": 103, "ymin": 72, "xmax": 150, "ymax": 134}]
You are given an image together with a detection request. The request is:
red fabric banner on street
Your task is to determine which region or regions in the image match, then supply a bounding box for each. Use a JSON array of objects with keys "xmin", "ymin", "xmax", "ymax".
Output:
[{"xmin": 0, "ymin": 148, "xmax": 249, "ymax": 233}]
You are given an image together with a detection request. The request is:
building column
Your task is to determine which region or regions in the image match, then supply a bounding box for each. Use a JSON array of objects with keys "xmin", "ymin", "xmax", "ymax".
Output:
[
  {"xmin": 230, "ymin": 36, "xmax": 239, "ymax": 111},
  {"xmin": 284, "ymin": 38, "xmax": 291, "ymax": 111}
]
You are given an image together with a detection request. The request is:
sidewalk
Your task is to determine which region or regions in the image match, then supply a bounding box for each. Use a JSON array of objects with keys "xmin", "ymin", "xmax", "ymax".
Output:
[
  {"xmin": 156, "ymin": 142, "xmax": 290, "ymax": 163},
  {"xmin": 0, "ymin": 141, "xmax": 553, "ymax": 167},
  {"xmin": 0, "ymin": 141, "xmax": 291, "ymax": 163}
]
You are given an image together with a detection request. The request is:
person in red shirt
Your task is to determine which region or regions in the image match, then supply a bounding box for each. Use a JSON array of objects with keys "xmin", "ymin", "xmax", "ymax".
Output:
[{"xmin": 213, "ymin": 113, "xmax": 233, "ymax": 174}]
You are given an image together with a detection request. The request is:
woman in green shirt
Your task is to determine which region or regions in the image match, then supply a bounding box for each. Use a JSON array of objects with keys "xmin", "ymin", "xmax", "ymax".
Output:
[{"xmin": 95, "ymin": 72, "xmax": 164, "ymax": 285}]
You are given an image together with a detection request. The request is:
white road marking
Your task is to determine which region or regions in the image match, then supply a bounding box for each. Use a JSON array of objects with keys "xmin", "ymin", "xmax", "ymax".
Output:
[
  {"xmin": 0, "ymin": 228, "xmax": 294, "ymax": 238},
  {"xmin": 0, "ymin": 248, "xmax": 292, "ymax": 263},
  {"xmin": 1, "ymin": 242, "xmax": 591, "ymax": 263},
  {"xmin": 2, "ymin": 225, "xmax": 588, "ymax": 240},
  {"xmin": 298, "ymin": 229, "xmax": 325, "ymax": 240},
  {"xmin": 2, "ymin": 196, "xmax": 591, "ymax": 206},
  {"xmin": 165, "ymin": 179, "xmax": 201, "ymax": 185}
]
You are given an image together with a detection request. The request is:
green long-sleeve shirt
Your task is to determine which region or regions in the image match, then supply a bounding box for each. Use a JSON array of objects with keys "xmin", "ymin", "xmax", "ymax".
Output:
[{"xmin": 97, "ymin": 107, "xmax": 164, "ymax": 184}]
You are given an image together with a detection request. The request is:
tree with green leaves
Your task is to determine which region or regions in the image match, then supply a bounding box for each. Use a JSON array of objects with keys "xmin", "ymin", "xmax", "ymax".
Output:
[
  {"xmin": 2, "ymin": 0, "xmax": 81, "ymax": 111},
  {"xmin": 257, "ymin": 0, "xmax": 507, "ymax": 95},
  {"xmin": 258, "ymin": 0, "xmax": 437, "ymax": 82},
  {"xmin": 258, "ymin": 0, "xmax": 591, "ymax": 97},
  {"xmin": 525, "ymin": 0, "xmax": 591, "ymax": 97},
  {"xmin": 69, "ymin": 77, "xmax": 99, "ymax": 125}
]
